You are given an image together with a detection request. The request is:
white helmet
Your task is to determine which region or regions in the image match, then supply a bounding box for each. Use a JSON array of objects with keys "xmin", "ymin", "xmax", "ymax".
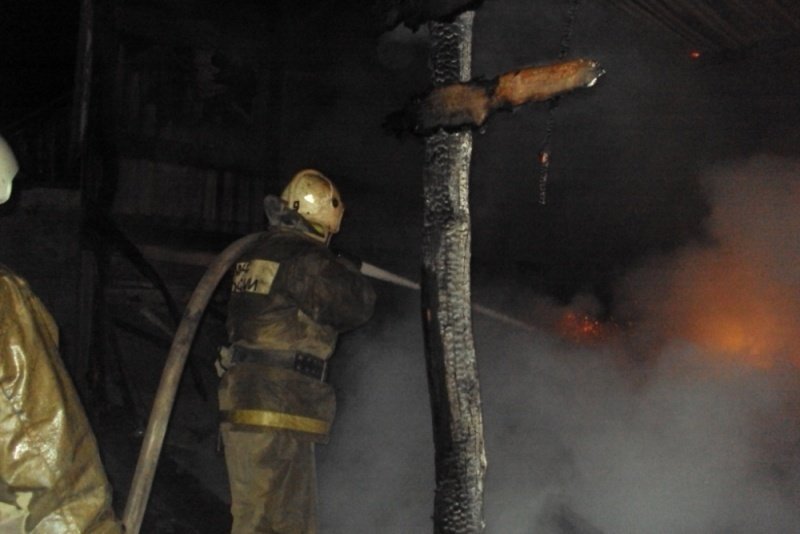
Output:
[
  {"xmin": 0, "ymin": 136, "xmax": 19, "ymax": 204},
  {"xmin": 280, "ymin": 169, "xmax": 344, "ymax": 242}
]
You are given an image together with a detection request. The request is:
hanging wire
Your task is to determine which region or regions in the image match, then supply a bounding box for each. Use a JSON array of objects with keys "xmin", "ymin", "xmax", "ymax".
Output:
[{"xmin": 537, "ymin": 0, "xmax": 581, "ymax": 205}]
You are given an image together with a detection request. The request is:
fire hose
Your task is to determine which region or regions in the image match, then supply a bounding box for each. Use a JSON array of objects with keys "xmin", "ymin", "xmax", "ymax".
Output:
[
  {"xmin": 122, "ymin": 232, "xmax": 264, "ymax": 534},
  {"xmin": 121, "ymin": 234, "xmax": 535, "ymax": 533}
]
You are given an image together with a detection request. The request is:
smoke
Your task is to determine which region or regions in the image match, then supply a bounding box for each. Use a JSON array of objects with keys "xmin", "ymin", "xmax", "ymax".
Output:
[
  {"xmin": 619, "ymin": 155, "xmax": 800, "ymax": 367},
  {"xmin": 317, "ymin": 303, "xmax": 434, "ymax": 532},
  {"xmin": 316, "ymin": 155, "xmax": 800, "ymax": 533}
]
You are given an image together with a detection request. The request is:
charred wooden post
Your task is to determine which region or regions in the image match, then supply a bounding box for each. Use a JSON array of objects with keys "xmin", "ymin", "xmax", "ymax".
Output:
[{"xmin": 421, "ymin": 11, "xmax": 486, "ymax": 533}]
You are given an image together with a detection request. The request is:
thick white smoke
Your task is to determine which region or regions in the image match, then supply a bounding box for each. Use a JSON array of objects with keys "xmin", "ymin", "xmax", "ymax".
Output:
[{"xmin": 317, "ymin": 155, "xmax": 800, "ymax": 533}]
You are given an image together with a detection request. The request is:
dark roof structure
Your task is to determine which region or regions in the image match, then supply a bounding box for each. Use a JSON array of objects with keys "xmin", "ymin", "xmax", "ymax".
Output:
[{"xmin": 607, "ymin": 0, "xmax": 800, "ymax": 59}]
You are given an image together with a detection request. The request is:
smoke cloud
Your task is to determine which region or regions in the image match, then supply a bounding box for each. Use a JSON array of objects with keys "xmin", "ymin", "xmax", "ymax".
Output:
[
  {"xmin": 317, "ymin": 155, "xmax": 800, "ymax": 533},
  {"xmin": 619, "ymin": 155, "xmax": 800, "ymax": 367}
]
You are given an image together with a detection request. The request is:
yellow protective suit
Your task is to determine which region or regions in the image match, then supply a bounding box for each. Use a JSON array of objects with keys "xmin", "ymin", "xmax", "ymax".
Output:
[{"xmin": 0, "ymin": 265, "xmax": 120, "ymax": 533}]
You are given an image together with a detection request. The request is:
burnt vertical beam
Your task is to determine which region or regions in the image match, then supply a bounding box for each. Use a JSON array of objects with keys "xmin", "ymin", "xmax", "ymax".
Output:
[
  {"xmin": 72, "ymin": 0, "xmax": 95, "ymax": 394},
  {"xmin": 421, "ymin": 11, "xmax": 486, "ymax": 534},
  {"xmin": 77, "ymin": 0, "xmax": 125, "ymax": 404},
  {"xmin": 69, "ymin": 0, "xmax": 94, "ymax": 176}
]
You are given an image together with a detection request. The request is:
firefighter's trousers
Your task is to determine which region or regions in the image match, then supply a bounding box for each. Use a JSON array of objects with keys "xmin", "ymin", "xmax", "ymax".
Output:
[
  {"xmin": 221, "ymin": 428, "xmax": 317, "ymax": 534},
  {"xmin": 218, "ymin": 362, "xmax": 334, "ymax": 533}
]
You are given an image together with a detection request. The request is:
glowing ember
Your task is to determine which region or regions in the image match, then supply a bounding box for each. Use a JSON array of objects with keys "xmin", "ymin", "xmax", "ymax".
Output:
[
  {"xmin": 557, "ymin": 311, "xmax": 616, "ymax": 344},
  {"xmin": 539, "ymin": 151, "xmax": 550, "ymax": 165},
  {"xmin": 689, "ymin": 50, "xmax": 702, "ymax": 60}
]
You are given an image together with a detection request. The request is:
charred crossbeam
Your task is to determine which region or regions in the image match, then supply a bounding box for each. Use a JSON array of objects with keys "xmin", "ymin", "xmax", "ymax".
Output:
[{"xmin": 388, "ymin": 58, "xmax": 603, "ymax": 135}]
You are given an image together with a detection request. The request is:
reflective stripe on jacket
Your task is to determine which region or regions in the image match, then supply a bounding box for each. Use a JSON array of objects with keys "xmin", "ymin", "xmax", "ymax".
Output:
[{"xmin": 219, "ymin": 363, "xmax": 335, "ymax": 443}]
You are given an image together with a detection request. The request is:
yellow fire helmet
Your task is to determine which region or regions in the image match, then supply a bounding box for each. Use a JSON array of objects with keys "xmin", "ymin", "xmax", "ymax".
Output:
[
  {"xmin": 280, "ymin": 169, "xmax": 344, "ymax": 242},
  {"xmin": 0, "ymin": 135, "xmax": 19, "ymax": 204}
]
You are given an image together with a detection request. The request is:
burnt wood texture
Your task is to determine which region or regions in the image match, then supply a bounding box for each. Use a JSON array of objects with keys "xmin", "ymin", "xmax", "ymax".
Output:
[{"xmin": 421, "ymin": 11, "xmax": 487, "ymax": 534}]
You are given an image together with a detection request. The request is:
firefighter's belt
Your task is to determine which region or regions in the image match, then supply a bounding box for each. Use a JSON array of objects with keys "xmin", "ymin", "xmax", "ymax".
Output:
[
  {"xmin": 232, "ymin": 346, "xmax": 327, "ymax": 381},
  {"xmin": 220, "ymin": 409, "xmax": 330, "ymax": 435}
]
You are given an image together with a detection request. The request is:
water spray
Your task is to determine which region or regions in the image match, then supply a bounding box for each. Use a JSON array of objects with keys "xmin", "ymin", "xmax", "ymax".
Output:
[{"xmin": 361, "ymin": 261, "xmax": 537, "ymax": 332}]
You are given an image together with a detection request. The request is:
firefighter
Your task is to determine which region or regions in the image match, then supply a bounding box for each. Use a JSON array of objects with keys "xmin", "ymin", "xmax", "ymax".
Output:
[
  {"xmin": 218, "ymin": 169, "xmax": 376, "ymax": 533},
  {"xmin": 0, "ymin": 135, "xmax": 121, "ymax": 532}
]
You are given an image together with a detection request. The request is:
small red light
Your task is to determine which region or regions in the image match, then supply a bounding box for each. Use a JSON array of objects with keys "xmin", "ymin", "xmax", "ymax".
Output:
[
  {"xmin": 689, "ymin": 50, "xmax": 702, "ymax": 60},
  {"xmin": 539, "ymin": 151, "xmax": 550, "ymax": 165}
]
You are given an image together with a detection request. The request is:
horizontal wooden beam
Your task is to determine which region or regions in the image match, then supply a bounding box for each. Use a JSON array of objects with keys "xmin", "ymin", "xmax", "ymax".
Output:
[{"xmin": 390, "ymin": 58, "xmax": 603, "ymax": 134}]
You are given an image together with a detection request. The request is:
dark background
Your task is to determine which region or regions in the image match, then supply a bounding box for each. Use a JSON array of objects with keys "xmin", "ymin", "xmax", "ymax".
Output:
[
  {"xmin": 2, "ymin": 1, "xmax": 800, "ymax": 532},
  {"xmin": 3, "ymin": 0, "xmax": 799, "ymax": 295}
]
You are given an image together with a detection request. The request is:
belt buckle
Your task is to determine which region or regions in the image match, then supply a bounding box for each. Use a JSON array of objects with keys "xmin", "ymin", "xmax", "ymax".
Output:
[{"xmin": 294, "ymin": 353, "xmax": 325, "ymax": 381}]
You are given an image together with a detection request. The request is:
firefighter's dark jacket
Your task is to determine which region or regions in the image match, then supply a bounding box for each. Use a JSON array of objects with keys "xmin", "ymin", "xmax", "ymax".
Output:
[
  {"xmin": 221, "ymin": 228, "xmax": 375, "ymax": 442},
  {"xmin": 226, "ymin": 228, "xmax": 375, "ymax": 358}
]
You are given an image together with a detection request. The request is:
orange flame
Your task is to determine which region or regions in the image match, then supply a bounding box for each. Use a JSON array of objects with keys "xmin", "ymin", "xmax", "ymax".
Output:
[{"xmin": 662, "ymin": 252, "xmax": 800, "ymax": 368}]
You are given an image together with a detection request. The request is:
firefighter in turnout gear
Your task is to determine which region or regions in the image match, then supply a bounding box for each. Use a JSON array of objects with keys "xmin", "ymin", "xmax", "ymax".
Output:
[
  {"xmin": 219, "ymin": 169, "xmax": 375, "ymax": 533},
  {"xmin": 0, "ymin": 136, "xmax": 121, "ymax": 532}
]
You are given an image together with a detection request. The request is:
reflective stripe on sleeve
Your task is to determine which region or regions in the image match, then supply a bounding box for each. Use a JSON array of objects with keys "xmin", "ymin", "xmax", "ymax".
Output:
[{"xmin": 220, "ymin": 409, "xmax": 330, "ymax": 435}]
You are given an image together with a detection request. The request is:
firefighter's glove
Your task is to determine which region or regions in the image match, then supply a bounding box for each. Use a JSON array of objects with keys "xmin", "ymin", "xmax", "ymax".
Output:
[{"xmin": 215, "ymin": 346, "xmax": 234, "ymax": 377}]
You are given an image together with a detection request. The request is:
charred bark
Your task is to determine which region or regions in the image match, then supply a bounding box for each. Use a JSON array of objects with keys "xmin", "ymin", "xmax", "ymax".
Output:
[{"xmin": 421, "ymin": 12, "xmax": 486, "ymax": 534}]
